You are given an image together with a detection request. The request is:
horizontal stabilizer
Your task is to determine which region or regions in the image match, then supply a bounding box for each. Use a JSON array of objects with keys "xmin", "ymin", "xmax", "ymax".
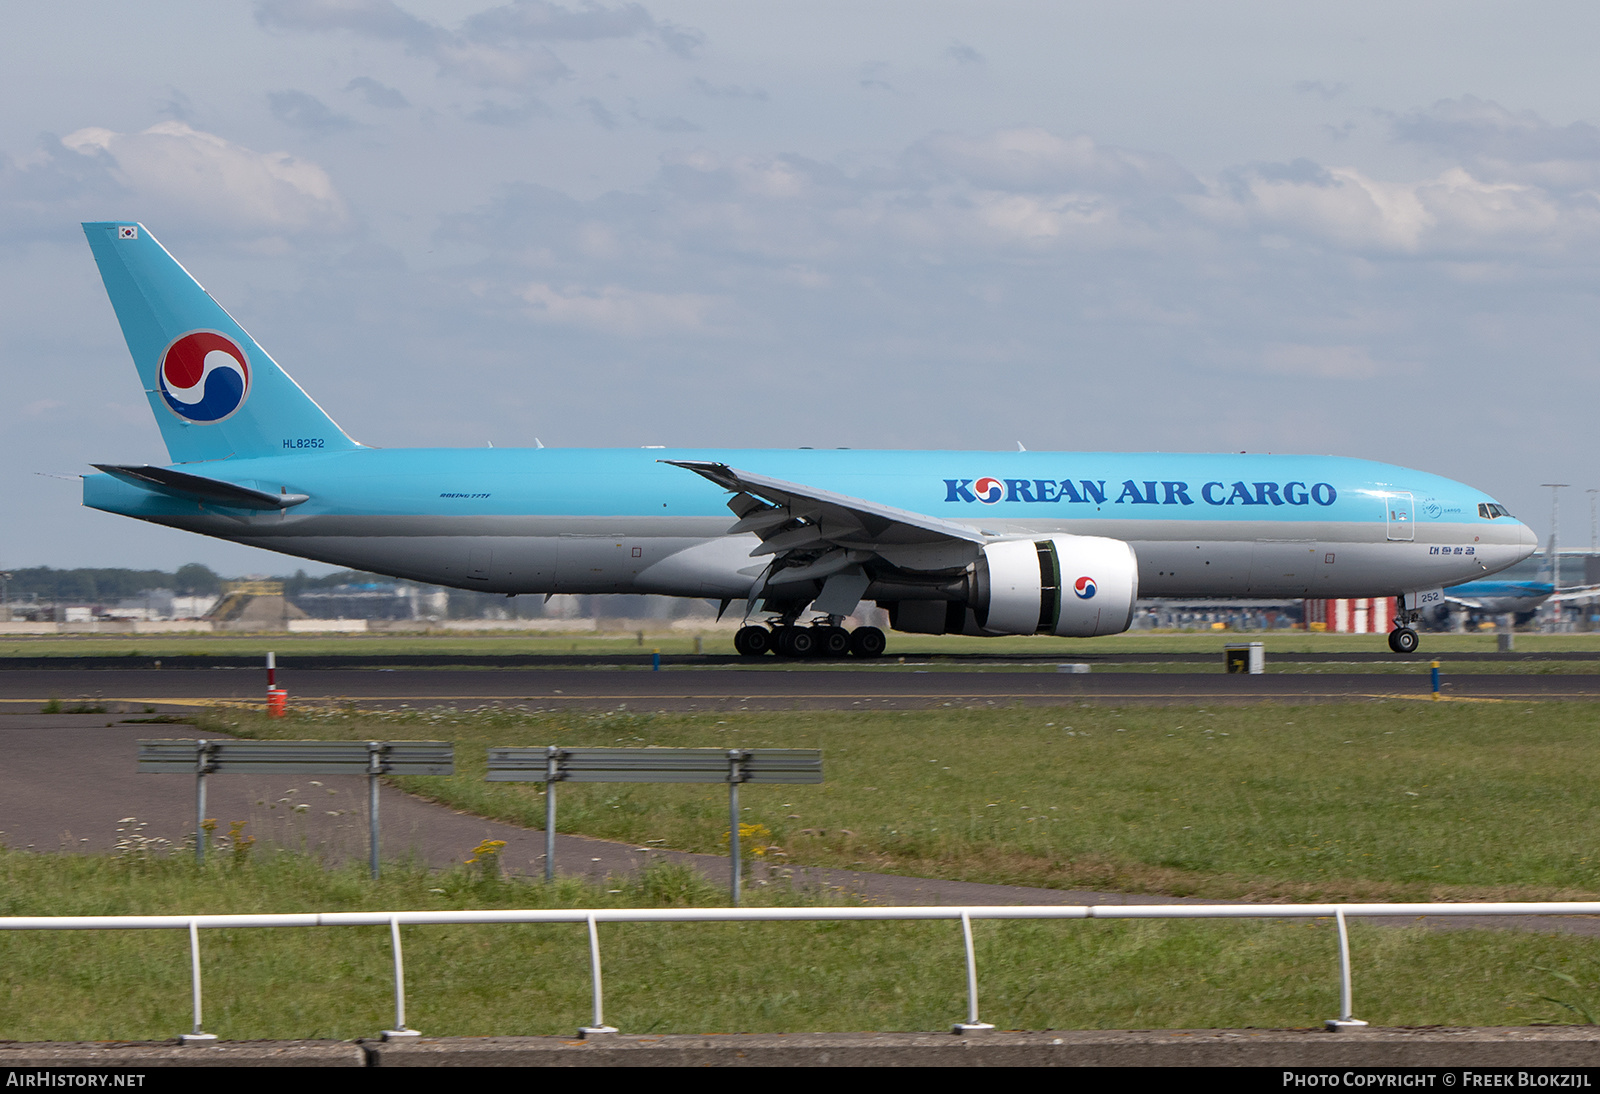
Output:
[
  {"xmin": 1549, "ymin": 585, "xmax": 1600, "ymax": 603},
  {"xmin": 92, "ymin": 464, "xmax": 309, "ymax": 510}
]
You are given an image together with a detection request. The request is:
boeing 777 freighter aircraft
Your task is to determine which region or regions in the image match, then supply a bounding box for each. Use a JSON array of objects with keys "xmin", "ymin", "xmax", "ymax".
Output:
[{"xmin": 79, "ymin": 222, "xmax": 1537, "ymax": 657}]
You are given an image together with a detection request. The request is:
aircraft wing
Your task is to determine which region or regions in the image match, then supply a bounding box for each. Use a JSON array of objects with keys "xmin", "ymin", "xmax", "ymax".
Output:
[
  {"xmin": 663, "ymin": 460, "xmax": 988, "ymax": 578},
  {"xmin": 1443, "ymin": 594, "xmax": 1488, "ymax": 609}
]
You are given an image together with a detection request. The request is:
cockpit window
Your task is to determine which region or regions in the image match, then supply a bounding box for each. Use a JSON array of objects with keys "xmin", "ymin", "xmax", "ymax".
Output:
[{"xmin": 1478, "ymin": 503, "xmax": 1511, "ymax": 519}]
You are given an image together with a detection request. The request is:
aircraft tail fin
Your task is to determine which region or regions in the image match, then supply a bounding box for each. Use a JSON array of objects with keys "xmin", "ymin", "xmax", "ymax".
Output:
[{"xmin": 82, "ymin": 222, "xmax": 358, "ymax": 463}]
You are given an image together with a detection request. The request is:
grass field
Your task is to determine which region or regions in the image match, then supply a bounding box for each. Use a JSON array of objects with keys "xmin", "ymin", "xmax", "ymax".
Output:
[
  {"xmin": 12, "ymin": 698, "xmax": 1600, "ymax": 1038},
  {"xmin": 2, "ymin": 850, "xmax": 1598, "ymax": 1039},
  {"xmin": 208, "ymin": 700, "xmax": 1600, "ymax": 904}
]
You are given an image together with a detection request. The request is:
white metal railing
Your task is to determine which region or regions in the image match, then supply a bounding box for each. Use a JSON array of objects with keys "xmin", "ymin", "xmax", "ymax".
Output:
[{"xmin": 5, "ymin": 901, "xmax": 1598, "ymax": 1040}]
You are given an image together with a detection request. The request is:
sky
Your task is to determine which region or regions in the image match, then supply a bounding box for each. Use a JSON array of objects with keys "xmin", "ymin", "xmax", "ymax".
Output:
[{"xmin": 4, "ymin": 1, "xmax": 1600, "ymax": 574}]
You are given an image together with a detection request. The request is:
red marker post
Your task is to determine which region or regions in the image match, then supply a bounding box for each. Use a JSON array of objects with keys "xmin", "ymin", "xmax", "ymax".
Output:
[{"xmin": 266, "ymin": 651, "xmax": 287, "ymax": 717}]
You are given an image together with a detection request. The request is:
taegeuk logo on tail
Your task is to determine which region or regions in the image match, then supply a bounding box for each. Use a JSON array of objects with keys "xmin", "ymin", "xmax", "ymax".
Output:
[{"xmin": 158, "ymin": 330, "xmax": 251, "ymax": 423}]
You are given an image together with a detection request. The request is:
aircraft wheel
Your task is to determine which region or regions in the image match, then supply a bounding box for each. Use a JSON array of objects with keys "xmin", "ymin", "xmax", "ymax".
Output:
[
  {"xmin": 815, "ymin": 625, "xmax": 851, "ymax": 658},
  {"xmin": 785, "ymin": 626, "xmax": 817, "ymax": 657},
  {"xmin": 734, "ymin": 625, "xmax": 772, "ymax": 657},
  {"xmin": 849, "ymin": 626, "xmax": 887, "ymax": 659},
  {"xmin": 1388, "ymin": 627, "xmax": 1420, "ymax": 654}
]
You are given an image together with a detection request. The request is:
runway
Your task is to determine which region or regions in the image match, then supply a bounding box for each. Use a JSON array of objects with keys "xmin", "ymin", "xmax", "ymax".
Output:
[
  {"xmin": 3, "ymin": 649, "xmax": 1596, "ymax": 671},
  {"xmin": 4, "ymin": 665, "xmax": 1600, "ymax": 711}
]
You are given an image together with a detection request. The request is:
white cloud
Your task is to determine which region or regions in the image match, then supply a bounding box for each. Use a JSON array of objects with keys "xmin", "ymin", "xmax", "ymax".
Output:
[
  {"xmin": 652, "ymin": 129, "xmax": 1600, "ymax": 261},
  {"xmin": 689, "ymin": 78, "xmax": 767, "ymax": 101},
  {"xmin": 1415, "ymin": 168, "xmax": 1572, "ymax": 241},
  {"xmin": 254, "ymin": 0, "xmax": 567, "ymax": 90},
  {"xmin": 1294, "ymin": 80, "xmax": 1349, "ymax": 100},
  {"xmin": 966, "ymin": 191, "xmax": 1121, "ymax": 245},
  {"xmin": 645, "ymin": 142, "xmax": 1173, "ymax": 258},
  {"xmin": 1237, "ymin": 165, "xmax": 1432, "ymax": 251},
  {"xmin": 908, "ymin": 128, "xmax": 1198, "ymax": 195},
  {"xmin": 447, "ymin": 123, "xmax": 1600, "ymax": 278},
  {"xmin": 268, "ymin": 89, "xmax": 361, "ymax": 133},
  {"xmin": 1220, "ymin": 161, "xmax": 1596, "ymax": 254},
  {"xmin": 944, "ymin": 42, "xmax": 983, "ymax": 66},
  {"xmin": 1394, "ymin": 96, "xmax": 1600, "ymax": 185},
  {"xmin": 433, "ymin": 38, "xmax": 568, "ymax": 88},
  {"xmin": 60, "ymin": 122, "xmax": 347, "ymax": 233},
  {"xmin": 255, "ymin": 0, "xmax": 698, "ymax": 93},
  {"xmin": 1260, "ymin": 344, "xmax": 1383, "ymax": 380},
  {"xmin": 346, "ymin": 76, "xmax": 410, "ymax": 109},
  {"xmin": 519, "ymin": 281, "xmax": 718, "ymax": 334},
  {"xmin": 463, "ymin": 0, "xmax": 698, "ymax": 52}
]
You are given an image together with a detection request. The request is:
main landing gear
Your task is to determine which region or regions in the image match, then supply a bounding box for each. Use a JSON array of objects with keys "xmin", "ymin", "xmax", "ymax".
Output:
[{"xmin": 734, "ymin": 620, "xmax": 887, "ymax": 659}]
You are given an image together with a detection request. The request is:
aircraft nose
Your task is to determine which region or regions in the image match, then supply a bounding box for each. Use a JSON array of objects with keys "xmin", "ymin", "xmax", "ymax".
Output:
[{"xmin": 1514, "ymin": 521, "xmax": 1538, "ymax": 559}]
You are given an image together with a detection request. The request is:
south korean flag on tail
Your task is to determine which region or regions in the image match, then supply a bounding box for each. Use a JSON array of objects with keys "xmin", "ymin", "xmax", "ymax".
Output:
[{"xmin": 118, "ymin": 226, "xmax": 137, "ymax": 240}]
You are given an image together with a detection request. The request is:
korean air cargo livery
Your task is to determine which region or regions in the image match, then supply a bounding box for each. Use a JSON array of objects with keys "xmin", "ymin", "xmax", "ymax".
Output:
[{"xmin": 80, "ymin": 222, "xmax": 1537, "ymax": 657}]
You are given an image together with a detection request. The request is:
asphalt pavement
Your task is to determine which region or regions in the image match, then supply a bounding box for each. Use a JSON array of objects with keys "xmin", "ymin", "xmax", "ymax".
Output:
[{"xmin": 4, "ymin": 665, "xmax": 1599, "ymax": 712}]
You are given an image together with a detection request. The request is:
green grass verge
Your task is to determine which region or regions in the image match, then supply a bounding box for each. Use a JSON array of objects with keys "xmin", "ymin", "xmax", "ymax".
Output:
[
  {"xmin": 0, "ymin": 849, "xmax": 1594, "ymax": 1039},
  {"xmin": 0, "ymin": 633, "xmax": 694, "ymax": 659},
  {"xmin": 873, "ymin": 632, "xmax": 1600, "ymax": 657},
  {"xmin": 743, "ymin": 660, "xmax": 1600, "ymax": 674},
  {"xmin": 207, "ymin": 701, "xmax": 1600, "ymax": 904},
  {"xmin": 10, "ymin": 630, "xmax": 1600, "ymax": 659}
]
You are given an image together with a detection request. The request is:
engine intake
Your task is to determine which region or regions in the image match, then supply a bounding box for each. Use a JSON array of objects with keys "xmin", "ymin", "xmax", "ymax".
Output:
[{"xmin": 973, "ymin": 535, "xmax": 1139, "ymax": 637}]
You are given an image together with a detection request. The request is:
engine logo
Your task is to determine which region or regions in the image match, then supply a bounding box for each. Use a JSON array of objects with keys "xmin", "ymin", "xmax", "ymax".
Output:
[
  {"xmin": 973, "ymin": 477, "xmax": 1004, "ymax": 504},
  {"xmin": 158, "ymin": 330, "xmax": 251, "ymax": 423},
  {"xmin": 1074, "ymin": 576, "xmax": 1097, "ymax": 599}
]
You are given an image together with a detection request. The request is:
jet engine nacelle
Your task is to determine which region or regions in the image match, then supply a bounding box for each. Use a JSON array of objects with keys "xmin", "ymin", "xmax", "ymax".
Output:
[{"xmin": 974, "ymin": 535, "xmax": 1139, "ymax": 637}]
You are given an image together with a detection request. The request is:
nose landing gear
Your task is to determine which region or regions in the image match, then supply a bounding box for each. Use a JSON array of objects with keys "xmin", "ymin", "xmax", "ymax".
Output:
[
  {"xmin": 1387, "ymin": 626, "xmax": 1420, "ymax": 654},
  {"xmin": 1388, "ymin": 599, "xmax": 1423, "ymax": 654}
]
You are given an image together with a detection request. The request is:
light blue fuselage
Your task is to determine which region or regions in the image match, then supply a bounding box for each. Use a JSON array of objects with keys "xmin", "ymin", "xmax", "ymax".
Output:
[
  {"xmin": 84, "ymin": 447, "xmax": 1536, "ymax": 601},
  {"xmin": 75, "ymin": 219, "xmax": 1537, "ymax": 625}
]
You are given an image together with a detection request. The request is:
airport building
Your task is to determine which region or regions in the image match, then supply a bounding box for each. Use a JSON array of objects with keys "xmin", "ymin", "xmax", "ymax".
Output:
[
  {"xmin": 9, "ymin": 550, "xmax": 1600, "ymax": 635},
  {"xmin": 293, "ymin": 581, "xmax": 449, "ymax": 622}
]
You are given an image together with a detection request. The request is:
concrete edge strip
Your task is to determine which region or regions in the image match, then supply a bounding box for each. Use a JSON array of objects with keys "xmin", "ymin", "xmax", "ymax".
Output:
[{"xmin": 5, "ymin": 1030, "xmax": 1600, "ymax": 1068}]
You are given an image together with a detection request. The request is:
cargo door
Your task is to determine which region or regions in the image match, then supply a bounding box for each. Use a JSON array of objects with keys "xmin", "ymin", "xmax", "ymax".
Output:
[{"xmin": 1385, "ymin": 492, "xmax": 1414, "ymax": 542}]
